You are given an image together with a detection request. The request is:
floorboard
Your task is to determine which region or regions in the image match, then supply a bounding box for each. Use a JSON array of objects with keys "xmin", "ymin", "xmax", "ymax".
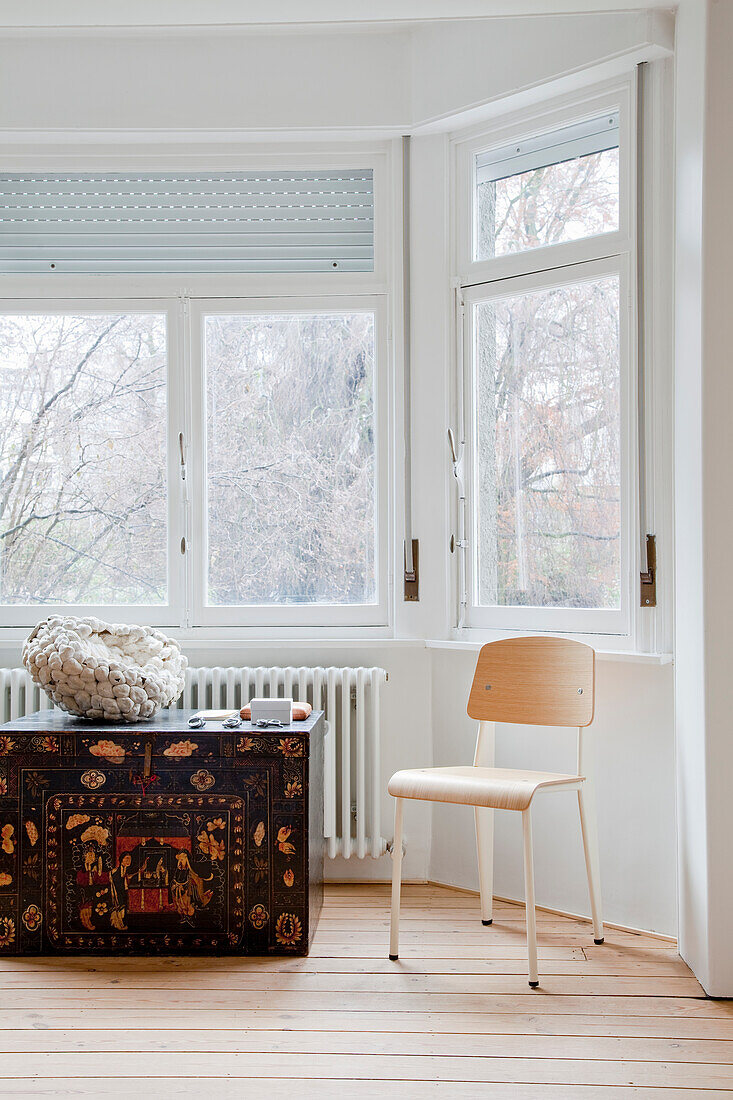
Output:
[{"xmin": 0, "ymin": 883, "xmax": 727, "ymax": 1097}]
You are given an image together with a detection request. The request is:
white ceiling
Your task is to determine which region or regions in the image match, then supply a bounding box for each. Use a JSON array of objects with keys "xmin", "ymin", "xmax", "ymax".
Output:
[{"xmin": 0, "ymin": 0, "xmax": 676, "ymax": 31}]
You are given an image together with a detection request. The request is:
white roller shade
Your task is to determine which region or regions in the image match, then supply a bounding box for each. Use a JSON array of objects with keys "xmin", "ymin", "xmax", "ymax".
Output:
[
  {"xmin": 476, "ymin": 113, "xmax": 619, "ymax": 185},
  {"xmin": 0, "ymin": 171, "xmax": 375, "ymax": 273}
]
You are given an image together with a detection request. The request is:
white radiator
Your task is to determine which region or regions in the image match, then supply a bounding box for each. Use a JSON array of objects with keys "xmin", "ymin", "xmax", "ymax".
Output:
[{"xmin": 0, "ymin": 664, "xmax": 388, "ymax": 861}]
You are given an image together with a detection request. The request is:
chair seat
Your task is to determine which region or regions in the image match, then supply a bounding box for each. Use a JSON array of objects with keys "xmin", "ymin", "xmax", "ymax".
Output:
[{"xmin": 388, "ymin": 765, "xmax": 584, "ymax": 812}]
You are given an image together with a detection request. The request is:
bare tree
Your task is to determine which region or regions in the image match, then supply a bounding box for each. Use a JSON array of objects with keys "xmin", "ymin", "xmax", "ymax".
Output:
[
  {"xmin": 475, "ymin": 150, "xmax": 621, "ymax": 610},
  {"xmin": 206, "ymin": 311, "xmax": 375, "ymax": 605},
  {"xmin": 0, "ymin": 313, "xmax": 167, "ymax": 605},
  {"xmin": 0, "ymin": 309, "xmax": 375, "ymax": 612}
]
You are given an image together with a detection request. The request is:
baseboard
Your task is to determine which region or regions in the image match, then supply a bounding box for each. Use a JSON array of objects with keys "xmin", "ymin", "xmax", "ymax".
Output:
[{"xmin": 426, "ymin": 879, "xmax": 677, "ymax": 943}]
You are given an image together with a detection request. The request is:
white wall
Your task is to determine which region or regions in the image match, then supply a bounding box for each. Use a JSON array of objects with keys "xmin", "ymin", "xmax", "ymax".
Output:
[
  {"xmin": 0, "ymin": 29, "xmax": 411, "ymax": 134},
  {"xmin": 673, "ymin": 0, "xmax": 708, "ymax": 988},
  {"xmin": 699, "ymin": 0, "xmax": 733, "ymax": 999},
  {"xmin": 0, "ymin": 11, "xmax": 681, "ymax": 941},
  {"xmin": 674, "ymin": 0, "xmax": 733, "ymax": 996},
  {"xmin": 410, "ymin": 12, "xmax": 671, "ymax": 128},
  {"xmin": 0, "ymin": 1, "xmax": 678, "ymax": 30},
  {"xmin": 0, "ymin": 13, "xmax": 669, "ymax": 138},
  {"xmin": 400, "ymin": 132, "xmax": 453, "ymax": 643},
  {"xmin": 0, "ymin": 623, "xmax": 678, "ymax": 930},
  {"xmin": 429, "ymin": 648, "xmax": 676, "ymax": 935},
  {"xmin": 403, "ymin": 71, "xmax": 677, "ymax": 938}
]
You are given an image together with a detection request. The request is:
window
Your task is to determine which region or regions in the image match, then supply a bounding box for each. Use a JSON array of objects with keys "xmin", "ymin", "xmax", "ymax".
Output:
[
  {"xmin": 0, "ymin": 310, "xmax": 170, "ymax": 610},
  {"xmin": 189, "ymin": 296, "xmax": 387, "ymax": 628},
  {"xmin": 0, "ymin": 154, "xmax": 390, "ymax": 630},
  {"xmin": 204, "ymin": 309, "xmax": 376, "ymax": 608},
  {"xmin": 456, "ymin": 91, "xmax": 633, "ymax": 635},
  {"xmin": 470, "ymin": 269, "xmax": 621, "ymax": 613},
  {"xmin": 475, "ymin": 113, "xmax": 620, "ymax": 260}
]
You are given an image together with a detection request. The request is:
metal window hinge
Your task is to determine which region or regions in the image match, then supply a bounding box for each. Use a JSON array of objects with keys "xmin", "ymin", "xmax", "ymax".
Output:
[
  {"xmin": 404, "ymin": 539, "xmax": 419, "ymax": 600},
  {"xmin": 640, "ymin": 533, "xmax": 657, "ymax": 607}
]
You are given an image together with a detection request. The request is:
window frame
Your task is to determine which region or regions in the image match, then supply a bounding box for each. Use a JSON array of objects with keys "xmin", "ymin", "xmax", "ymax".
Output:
[
  {"xmin": 462, "ymin": 256, "xmax": 633, "ymax": 636},
  {"xmin": 0, "ymin": 292, "xmax": 390, "ymax": 631},
  {"xmin": 0, "ymin": 144, "xmax": 395, "ymax": 633},
  {"xmin": 187, "ymin": 294, "xmax": 390, "ymax": 629},
  {"xmin": 455, "ymin": 83, "xmax": 634, "ymax": 287},
  {"xmin": 0, "ymin": 296, "xmax": 186, "ymax": 629},
  {"xmin": 452, "ymin": 79, "xmax": 639, "ymax": 639}
]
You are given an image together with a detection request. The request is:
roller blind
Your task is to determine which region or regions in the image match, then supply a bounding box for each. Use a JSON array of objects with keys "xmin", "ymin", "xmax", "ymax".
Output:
[
  {"xmin": 476, "ymin": 112, "xmax": 619, "ymax": 185},
  {"xmin": 0, "ymin": 171, "xmax": 375, "ymax": 274}
]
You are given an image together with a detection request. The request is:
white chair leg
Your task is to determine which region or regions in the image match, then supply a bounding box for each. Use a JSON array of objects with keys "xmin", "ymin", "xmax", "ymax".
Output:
[
  {"xmin": 389, "ymin": 797, "xmax": 404, "ymax": 960},
  {"xmin": 578, "ymin": 785, "xmax": 604, "ymax": 944},
  {"xmin": 522, "ymin": 808, "xmax": 539, "ymax": 987},
  {"xmin": 474, "ymin": 807, "xmax": 494, "ymax": 925}
]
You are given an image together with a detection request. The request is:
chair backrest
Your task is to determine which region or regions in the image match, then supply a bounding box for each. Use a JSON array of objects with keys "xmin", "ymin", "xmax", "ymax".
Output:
[{"xmin": 467, "ymin": 636, "xmax": 595, "ymax": 727}]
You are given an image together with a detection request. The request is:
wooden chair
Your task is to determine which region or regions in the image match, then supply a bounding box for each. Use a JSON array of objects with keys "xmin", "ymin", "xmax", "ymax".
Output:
[{"xmin": 387, "ymin": 636, "xmax": 603, "ymax": 986}]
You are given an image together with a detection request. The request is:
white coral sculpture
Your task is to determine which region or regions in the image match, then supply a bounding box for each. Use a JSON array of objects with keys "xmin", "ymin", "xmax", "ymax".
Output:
[{"xmin": 22, "ymin": 616, "xmax": 188, "ymax": 723}]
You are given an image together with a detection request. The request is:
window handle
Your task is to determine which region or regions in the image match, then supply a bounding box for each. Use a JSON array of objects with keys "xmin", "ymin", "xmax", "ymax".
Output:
[
  {"xmin": 447, "ymin": 427, "xmax": 458, "ymax": 465},
  {"xmin": 447, "ymin": 428, "xmax": 465, "ymax": 499},
  {"xmin": 178, "ymin": 432, "xmax": 186, "ymax": 481}
]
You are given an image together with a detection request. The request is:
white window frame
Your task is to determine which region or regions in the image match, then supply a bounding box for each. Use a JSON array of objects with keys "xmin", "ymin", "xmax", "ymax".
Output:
[
  {"xmin": 0, "ymin": 144, "xmax": 395, "ymax": 634},
  {"xmin": 452, "ymin": 79, "xmax": 639, "ymax": 639},
  {"xmin": 0, "ymin": 296, "xmax": 186, "ymax": 629},
  {"xmin": 455, "ymin": 84, "xmax": 634, "ymax": 287},
  {"xmin": 188, "ymin": 294, "xmax": 390, "ymax": 629},
  {"xmin": 462, "ymin": 257, "xmax": 633, "ymax": 636}
]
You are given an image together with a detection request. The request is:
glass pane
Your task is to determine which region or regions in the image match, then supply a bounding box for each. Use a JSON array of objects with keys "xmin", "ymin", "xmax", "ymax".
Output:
[
  {"xmin": 476, "ymin": 148, "xmax": 619, "ymax": 260},
  {"xmin": 0, "ymin": 313, "xmax": 168, "ymax": 605},
  {"xmin": 205, "ymin": 311, "xmax": 376, "ymax": 606},
  {"xmin": 474, "ymin": 277, "xmax": 621, "ymax": 610}
]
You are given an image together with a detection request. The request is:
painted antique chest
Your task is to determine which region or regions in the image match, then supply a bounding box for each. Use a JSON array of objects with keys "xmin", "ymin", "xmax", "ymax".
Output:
[{"xmin": 0, "ymin": 708, "xmax": 324, "ymax": 956}]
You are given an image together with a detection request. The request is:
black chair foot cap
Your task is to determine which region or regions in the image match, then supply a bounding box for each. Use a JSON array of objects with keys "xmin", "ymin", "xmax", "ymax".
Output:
[
  {"xmin": 482, "ymin": 919, "xmax": 493, "ymax": 926},
  {"xmin": 529, "ymin": 980, "xmax": 540, "ymax": 988},
  {"xmin": 594, "ymin": 938, "xmax": 605, "ymax": 945},
  {"xmin": 389, "ymin": 954, "xmax": 399, "ymax": 961}
]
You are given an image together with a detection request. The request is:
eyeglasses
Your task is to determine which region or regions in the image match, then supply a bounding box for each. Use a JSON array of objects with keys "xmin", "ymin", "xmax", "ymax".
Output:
[
  {"xmin": 188, "ymin": 714, "xmax": 242, "ymax": 730},
  {"xmin": 188, "ymin": 714, "xmax": 285, "ymax": 730}
]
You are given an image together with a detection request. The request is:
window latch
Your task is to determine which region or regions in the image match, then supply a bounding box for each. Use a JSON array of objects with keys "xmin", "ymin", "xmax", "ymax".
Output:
[
  {"xmin": 178, "ymin": 432, "xmax": 186, "ymax": 481},
  {"xmin": 640, "ymin": 533, "xmax": 657, "ymax": 607},
  {"xmin": 447, "ymin": 428, "xmax": 465, "ymax": 498},
  {"xmin": 448, "ymin": 428, "xmax": 468, "ymax": 628}
]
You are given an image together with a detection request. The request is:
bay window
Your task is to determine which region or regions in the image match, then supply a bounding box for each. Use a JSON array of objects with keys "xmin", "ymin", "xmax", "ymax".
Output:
[
  {"xmin": 0, "ymin": 158, "xmax": 390, "ymax": 630},
  {"xmin": 454, "ymin": 85, "xmax": 636, "ymax": 636}
]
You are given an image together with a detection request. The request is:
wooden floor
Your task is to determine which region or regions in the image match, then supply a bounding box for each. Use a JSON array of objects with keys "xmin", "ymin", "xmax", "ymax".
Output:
[{"xmin": 0, "ymin": 883, "xmax": 731, "ymax": 1098}]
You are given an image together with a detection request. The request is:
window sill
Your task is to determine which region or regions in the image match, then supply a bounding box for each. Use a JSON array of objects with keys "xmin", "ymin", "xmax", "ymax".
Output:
[
  {"xmin": 425, "ymin": 638, "xmax": 673, "ymax": 665},
  {"xmin": 0, "ymin": 626, "xmax": 672, "ymax": 665},
  {"xmin": 0, "ymin": 626, "xmax": 420, "ymax": 654}
]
